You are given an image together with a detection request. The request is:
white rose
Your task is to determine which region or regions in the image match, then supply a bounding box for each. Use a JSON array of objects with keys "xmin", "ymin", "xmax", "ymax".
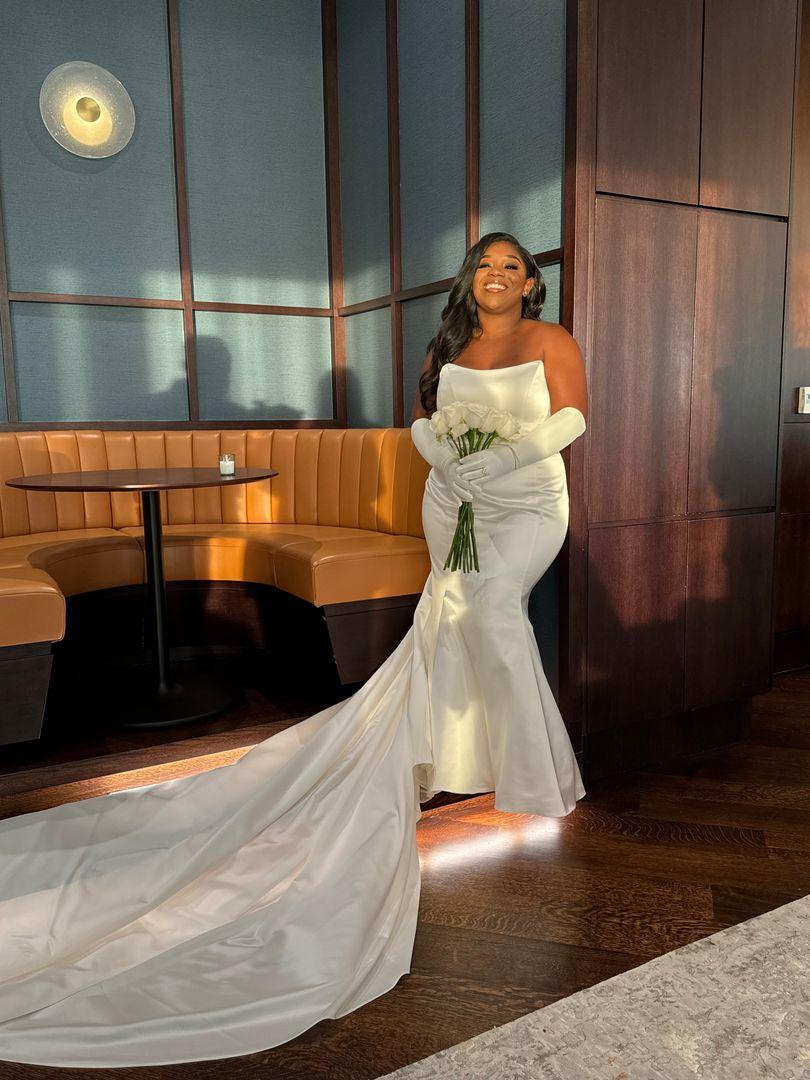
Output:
[
  {"xmin": 443, "ymin": 402, "xmax": 465, "ymax": 429},
  {"xmin": 484, "ymin": 408, "xmax": 506, "ymax": 435},
  {"xmin": 495, "ymin": 413, "xmax": 521, "ymax": 440},
  {"xmin": 429, "ymin": 411, "xmax": 450, "ymax": 436},
  {"xmin": 464, "ymin": 402, "xmax": 491, "ymax": 429},
  {"xmin": 450, "ymin": 421, "xmax": 470, "ymax": 438},
  {"xmin": 476, "ymin": 406, "xmax": 498, "ymax": 433}
]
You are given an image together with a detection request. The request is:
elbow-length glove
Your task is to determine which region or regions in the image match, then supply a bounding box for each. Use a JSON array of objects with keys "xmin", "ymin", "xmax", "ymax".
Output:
[
  {"xmin": 411, "ymin": 417, "xmax": 477, "ymax": 502},
  {"xmin": 456, "ymin": 406, "xmax": 586, "ymax": 486}
]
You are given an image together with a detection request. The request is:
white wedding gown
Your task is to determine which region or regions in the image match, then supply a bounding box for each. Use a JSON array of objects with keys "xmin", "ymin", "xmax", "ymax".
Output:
[{"xmin": 0, "ymin": 359, "xmax": 585, "ymax": 1067}]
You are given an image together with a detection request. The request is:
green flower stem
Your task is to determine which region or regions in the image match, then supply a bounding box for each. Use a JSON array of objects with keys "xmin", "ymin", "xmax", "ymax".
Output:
[{"xmin": 440, "ymin": 424, "xmax": 510, "ymax": 572}]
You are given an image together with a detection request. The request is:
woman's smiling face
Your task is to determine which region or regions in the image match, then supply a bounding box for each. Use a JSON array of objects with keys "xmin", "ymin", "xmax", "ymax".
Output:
[{"xmin": 472, "ymin": 241, "xmax": 532, "ymax": 311}]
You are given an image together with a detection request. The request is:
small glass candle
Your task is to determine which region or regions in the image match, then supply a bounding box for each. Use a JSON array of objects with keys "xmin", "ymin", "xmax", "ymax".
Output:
[{"xmin": 218, "ymin": 452, "xmax": 235, "ymax": 476}]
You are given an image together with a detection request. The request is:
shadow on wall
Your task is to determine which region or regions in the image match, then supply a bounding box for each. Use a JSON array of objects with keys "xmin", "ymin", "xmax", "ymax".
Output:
[
  {"xmin": 585, "ymin": 342, "xmax": 775, "ymax": 756},
  {"xmin": 192, "ymin": 335, "xmax": 308, "ymax": 423}
]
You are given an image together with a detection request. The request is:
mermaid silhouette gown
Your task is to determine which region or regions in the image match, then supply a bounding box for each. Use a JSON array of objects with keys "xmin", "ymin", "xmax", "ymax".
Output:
[{"xmin": 0, "ymin": 360, "xmax": 585, "ymax": 1067}]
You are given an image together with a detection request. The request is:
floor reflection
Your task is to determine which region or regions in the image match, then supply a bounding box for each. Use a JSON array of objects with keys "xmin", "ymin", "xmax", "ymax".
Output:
[{"xmin": 418, "ymin": 800, "xmax": 562, "ymax": 871}]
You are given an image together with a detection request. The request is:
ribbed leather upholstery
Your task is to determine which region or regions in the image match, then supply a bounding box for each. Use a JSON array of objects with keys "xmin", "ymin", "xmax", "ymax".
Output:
[{"xmin": 0, "ymin": 429, "xmax": 430, "ymax": 646}]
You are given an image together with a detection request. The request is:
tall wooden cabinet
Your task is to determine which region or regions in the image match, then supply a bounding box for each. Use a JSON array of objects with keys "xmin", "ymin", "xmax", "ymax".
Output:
[{"xmin": 569, "ymin": 0, "xmax": 801, "ymax": 778}]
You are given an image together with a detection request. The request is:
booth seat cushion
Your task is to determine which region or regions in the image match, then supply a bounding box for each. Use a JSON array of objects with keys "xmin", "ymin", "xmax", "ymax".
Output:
[
  {"xmin": 119, "ymin": 523, "xmax": 430, "ymax": 606},
  {"xmin": 0, "ymin": 529, "xmax": 144, "ymax": 596},
  {"xmin": 0, "ymin": 566, "xmax": 65, "ymax": 647}
]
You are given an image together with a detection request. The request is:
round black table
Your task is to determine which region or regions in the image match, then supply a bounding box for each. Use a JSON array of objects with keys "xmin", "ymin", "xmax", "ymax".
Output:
[{"xmin": 6, "ymin": 466, "xmax": 278, "ymax": 728}]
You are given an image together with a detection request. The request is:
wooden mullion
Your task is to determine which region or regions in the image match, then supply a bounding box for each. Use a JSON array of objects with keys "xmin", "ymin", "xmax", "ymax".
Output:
[
  {"xmin": 340, "ymin": 294, "xmax": 395, "ymax": 317},
  {"xmin": 2, "ymin": 418, "xmax": 343, "ymax": 432},
  {"xmin": 167, "ymin": 0, "xmax": 199, "ymax": 422},
  {"xmin": 10, "ymin": 292, "xmax": 184, "ymax": 309},
  {"xmin": 533, "ymin": 246, "xmax": 564, "ymax": 268},
  {"xmin": 466, "ymin": 0, "xmax": 480, "ymax": 250},
  {"xmin": 0, "ymin": 182, "xmax": 19, "ymax": 422},
  {"xmin": 8, "ymin": 294, "xmax": 334, "ymax": 316},
  {"xmin": 193, "ymin": 301, "xmax": 331, "ymax": 316},
  {"xmin": 386, "ymin": 0, "xmax": 404, "ymax": 426},
  {"xmin": 322, "ymin": 0, "xmax": 347, "ymax": 426}
]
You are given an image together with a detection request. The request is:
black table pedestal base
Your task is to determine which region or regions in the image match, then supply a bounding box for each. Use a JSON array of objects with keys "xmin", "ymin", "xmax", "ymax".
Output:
[{"xmin": 112, "ymin": 658, "xmax": 244, "ymax": 729}]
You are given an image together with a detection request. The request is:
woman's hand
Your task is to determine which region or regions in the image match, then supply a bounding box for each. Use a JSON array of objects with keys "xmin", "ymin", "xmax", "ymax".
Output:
[
  {"xmin": 439, "ymin": 457, "xmax": 480, "ymax": 501},
  {"xmin": 456, "ymin": 446, "xmax": 515, "ymax": 485}
]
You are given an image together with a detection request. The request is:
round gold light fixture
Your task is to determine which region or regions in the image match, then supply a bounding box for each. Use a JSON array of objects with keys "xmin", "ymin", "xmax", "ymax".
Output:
[{"xmin": 39, "ymin": 61, "xmax": 135, "ymax": 158}]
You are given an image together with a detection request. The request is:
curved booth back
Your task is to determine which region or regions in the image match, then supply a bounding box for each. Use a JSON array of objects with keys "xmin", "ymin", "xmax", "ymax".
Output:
[{"xmin": 0, "ymin": 428, "xmax": 429, "ymax": 539}]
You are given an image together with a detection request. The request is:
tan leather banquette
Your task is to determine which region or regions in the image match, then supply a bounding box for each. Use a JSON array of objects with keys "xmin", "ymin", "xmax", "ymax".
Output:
[{"xmin": 0, "ymin": 429, "xmax": 430, "ymax": 744}]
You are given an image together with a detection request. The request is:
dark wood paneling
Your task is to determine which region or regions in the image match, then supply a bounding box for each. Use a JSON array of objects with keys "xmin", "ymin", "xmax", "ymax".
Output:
[
  {"xmin": 773, "ymin": 626, "xmax": 810, "ymax": 672},
  {"xmin": 595, "ymin": 0, "xmax": 702, "ymax": 202},
  {"xmin": 587, "ymin": 521, "xmax": 687, "ymax": 734},
  {"xmin": 583, "ymin": 698, "xmax": 747, "ymax": 781},
  {"xmin": 781, "ymin": 0, "xmax": 810, "ymax": 424},
  {"xmin": 323, "ymin": 593, "xmax": 421, "ymax": 683},
  {"xmin": 689, "ymin": 210, "xmax": 786, "ymax": 513},
  {"xmin": 779, "ymin": 422, "xmax": 810, "ymax": 513},
  {"xmin": 564, "ymin": 0, "xmax": 597, "ymax": 751},
  {"xmin": 701, "ymin": 0, "xmax": 797, "ymax": 215},
  {"xmin": 589, "ymin": 196, "xmax": 696, "ymax": 524},
  {"xmin": 685, "ymin": 512, "xmax": 775, "ymax": 710},
  {"xmin": 774, "ymin": 512, "xmax": 810, "ymax": 633}
]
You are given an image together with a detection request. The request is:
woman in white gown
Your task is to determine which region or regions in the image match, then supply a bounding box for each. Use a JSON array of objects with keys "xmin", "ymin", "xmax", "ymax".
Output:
[{"xmin": 0, "ymin": 232, "xmax": 587, "ymax": 1067}]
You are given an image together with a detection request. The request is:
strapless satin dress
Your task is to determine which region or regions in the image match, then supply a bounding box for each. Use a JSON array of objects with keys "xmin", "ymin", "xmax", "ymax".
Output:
[{"xmin": 0, "ymin": 360, "xmax": 585, "ymax": 1067}]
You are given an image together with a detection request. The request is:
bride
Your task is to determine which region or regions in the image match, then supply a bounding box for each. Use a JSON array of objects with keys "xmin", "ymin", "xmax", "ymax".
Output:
[{"xmin": 0, "ymin": 231, "xmax": 587, "ymax": 1068}]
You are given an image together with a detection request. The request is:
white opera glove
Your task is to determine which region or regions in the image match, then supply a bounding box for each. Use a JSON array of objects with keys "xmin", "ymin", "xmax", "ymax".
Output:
[
  {"xmin": 411, "ymin": 417, "xmax": 477, "ymax": 502},
  {"xmin": 456, "ymin": 406, "xmax": 587, "ymax": 484}
]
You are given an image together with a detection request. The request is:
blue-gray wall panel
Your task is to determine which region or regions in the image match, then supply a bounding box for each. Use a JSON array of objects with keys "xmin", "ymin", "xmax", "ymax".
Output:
[
  {"xmin": 12, "ymin": 303, "xmax": 188, "ymax": 422},
  {"xmin": 0, "ymin": 0, "xmax": 181, "ymax": 299},
  {"xmin": 180, "ymin": 0, "xmax": 329, "ymax": 307},
  {"xmin": 479, "ymin": 1, "xmax": 565, "ymax": 255},
  {"xmin": 541, "ymin": 262, "xmax": 562, "ymax": 324},
  {"xmin": 344, "ymin": 309, "xmax": 393, "ymax": 427},
  {"xmin": 337, "ymin": 0, "xmax": 390, "ymax": 306},
  {"xmin": 402, "ymin": 292, "xmax": 448, "ymax": 416},
  {"xmin": 195, "ymin": 311, "xmax": 333, "ymax": 421},
  {"xmin": 398, "ymin": 0, "xmax": 466, "ymax": 290}
]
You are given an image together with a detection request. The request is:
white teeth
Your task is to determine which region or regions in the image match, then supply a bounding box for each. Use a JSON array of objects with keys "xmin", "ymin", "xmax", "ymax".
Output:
[{"xmin": 485, "ymin": 284, "xmax": 506, "ymax": 291}]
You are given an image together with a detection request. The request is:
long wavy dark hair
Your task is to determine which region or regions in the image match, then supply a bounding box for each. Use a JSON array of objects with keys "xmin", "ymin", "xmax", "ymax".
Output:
[{"xmin": 417, "ymin": 231, "xmax": 546, "ymax": 415}]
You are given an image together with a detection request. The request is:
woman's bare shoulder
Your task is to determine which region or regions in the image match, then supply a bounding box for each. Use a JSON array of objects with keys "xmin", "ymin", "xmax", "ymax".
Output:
[{"xmin": 526, "ymin": 320, "xmax": 581, "ymax": 363}]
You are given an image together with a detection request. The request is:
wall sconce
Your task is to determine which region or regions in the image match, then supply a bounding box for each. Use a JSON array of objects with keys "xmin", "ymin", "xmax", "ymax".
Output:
[{"xmin": 39, "ymin": 61, "xmax": 135, "ymax": 158}]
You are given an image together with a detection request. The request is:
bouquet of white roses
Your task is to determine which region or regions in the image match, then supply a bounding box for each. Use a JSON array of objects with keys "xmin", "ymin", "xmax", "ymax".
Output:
[{"xmin": 429, "ymin": 400, "xmax": 530, "ymax": 572}]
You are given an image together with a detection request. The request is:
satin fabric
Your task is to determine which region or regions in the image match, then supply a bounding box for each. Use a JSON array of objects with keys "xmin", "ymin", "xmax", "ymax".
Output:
[{"xmin": 0, "ymin": 360, "xmax": 585, "ymax": 1067}]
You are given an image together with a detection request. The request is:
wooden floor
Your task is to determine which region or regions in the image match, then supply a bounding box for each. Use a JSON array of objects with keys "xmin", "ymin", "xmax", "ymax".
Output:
[{"xmin": 1, "ymin": 664, "xmax": 808, "ymax": 1080}]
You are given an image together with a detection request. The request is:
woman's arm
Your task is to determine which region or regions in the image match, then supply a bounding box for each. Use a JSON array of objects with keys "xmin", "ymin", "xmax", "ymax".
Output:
[{"xmin": 542, "ymin": 323, "xmax": 588, "ymax": 424}]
